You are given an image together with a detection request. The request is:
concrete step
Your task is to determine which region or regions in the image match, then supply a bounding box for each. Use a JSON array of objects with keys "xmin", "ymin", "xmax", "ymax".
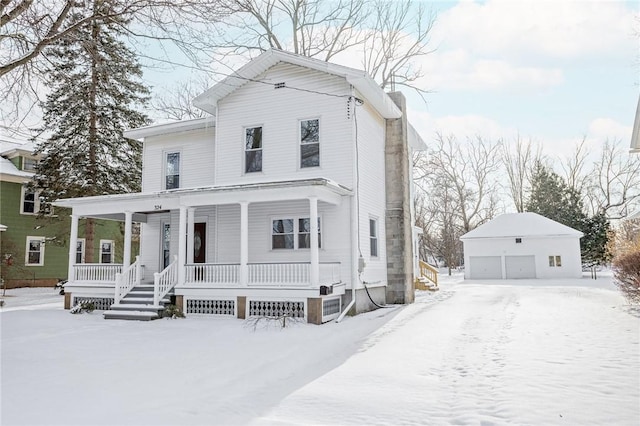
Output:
[
  {"xmin": 110, "ymin": 303, "xmax": 165, "ymax": 313},
  {"xmin": 119, "ymin": 297, "xmax": 170, "ymax": 304},
  {"xmin": 104, "ymin": 310, "xmax": 159, "ymax": 321}
]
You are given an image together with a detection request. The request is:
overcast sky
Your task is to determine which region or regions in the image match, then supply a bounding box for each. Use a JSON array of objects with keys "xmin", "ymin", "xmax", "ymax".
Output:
[{"xmin": 402, "ymin": 0, "xmax": 638, "ymax": 156}]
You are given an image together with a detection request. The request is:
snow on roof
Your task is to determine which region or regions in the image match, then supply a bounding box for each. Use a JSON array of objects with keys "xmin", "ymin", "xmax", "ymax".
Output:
[
  {"xmin": 0, "ymin": 138, "xmax": 35, "ymax": 156},
  {"xmin": 123, "ymin": 116, "xmax": 215, "ymax": 140},
  {"xmin": 631, "ymin": 94, "xmax": 640, "ymax": 153},
  {"xmin": 0, "ymin": 156, "xmax": 32, "ymax": 179},
  {"xmin": 460, "ymin": 212, "xmax": 583, "ymax": 240}
]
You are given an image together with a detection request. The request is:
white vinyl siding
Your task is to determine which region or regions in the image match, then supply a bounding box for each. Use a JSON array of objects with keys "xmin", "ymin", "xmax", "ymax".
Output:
[
  {"xmin": 141, "ymin": 126, "xmax": 215, "ymax": 192},
  {"xmin": 215, "ymin": 63, "xmax": 353, "ymax": 185},
  {"xmin": 25, "ymin": 236, "xmax": 45, "ymax": 266}
]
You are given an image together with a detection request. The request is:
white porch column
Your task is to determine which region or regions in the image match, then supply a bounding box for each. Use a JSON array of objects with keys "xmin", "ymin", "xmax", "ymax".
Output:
[
  {"xmin": 67, "ymin": 214, "xmax": 79, "ymax": 282},
  {"xmin": 123, "ymin": 211, "xmax": 133, "ymax": 271},
  {"xmin": 240, "ymin": 201, "xmax": 249, "ymax": 286},
  {"xmin": 178, "ymin": 206, "xmax": 188, "ymax": 285},
  {"xmin": 186, "ymin": 207, "xmax": 195, "ymax": 264},
  {"xmin": 309, "ymin": 196, "xmax": 319, "ymax": 287}
]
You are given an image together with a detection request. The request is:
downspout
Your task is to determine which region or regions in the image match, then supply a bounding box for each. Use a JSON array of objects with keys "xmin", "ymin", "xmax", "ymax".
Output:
[{"xmin": 337, "ymin": 90, "xmax": 359, "ymax": 323}]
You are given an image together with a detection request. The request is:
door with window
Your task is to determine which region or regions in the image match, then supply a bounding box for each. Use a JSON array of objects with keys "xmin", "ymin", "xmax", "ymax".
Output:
[
  {"xmin": 161, "ymin": 223, "xmax": 171, "ymax": 269},
  {"xmin": 193, "ymin": 223, "xmax": 206, "ymax": 263}
]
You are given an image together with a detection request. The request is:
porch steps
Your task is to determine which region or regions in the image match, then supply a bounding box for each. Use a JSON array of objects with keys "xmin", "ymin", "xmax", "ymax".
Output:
[{"xmin": 103, "ymin": 284, "xmax": 174, "ymax": 321}]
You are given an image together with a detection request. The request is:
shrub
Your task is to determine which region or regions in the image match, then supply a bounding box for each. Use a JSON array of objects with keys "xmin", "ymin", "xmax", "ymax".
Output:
[
  {"xmin": 613, "ymin": 250, "xmax": 640, "ymax": 305},
  {"xmin": 70, "ymin": 301, "xmax": 95, "ymax": 314},
  {"xmin": 162, "ymin": 304, "xmax": 185, "ymax": 319}
]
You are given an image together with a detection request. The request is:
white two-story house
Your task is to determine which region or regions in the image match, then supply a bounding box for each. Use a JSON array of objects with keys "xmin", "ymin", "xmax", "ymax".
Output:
[{"xmin": 55, "ymin": 49, "xmax": 432, "ymax": 323}]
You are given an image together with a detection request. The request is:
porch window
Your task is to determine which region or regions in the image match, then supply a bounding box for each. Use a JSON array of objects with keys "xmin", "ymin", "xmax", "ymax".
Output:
[
  {"xmin": 548, "ymin": 255, "xmax": 562, "ymax": 267},
  {"xmin": 298, "ymin": 217, "xmax": 321, "ymax": 248},
  {"xmin": 25, "ymin": 237, "xmax": 45, "ymax": 266},
  {"xmin": 272, "ymin": 217, "xmax": 321, "ymax": 250},
  {"xmin": 100, "ymin": 240, "xmax": 114, "ymax": 264},
  {"xmin": 369, "ymin": 218, "xmax": 378, "ymax": 257},
  {"xmin": 245, "ymin": 126, "xmax": 263, "ymax": 173},
  {"xmin": 300, "ymin": 119, "xmax": 319, "ymax": 168},
  {"xmin": 76, "ymin": 239, "xmax": 85, "ymax": 264},
  {"xmin": 165, "ymin": 152, "xmax": 180, "ymax": 189}
]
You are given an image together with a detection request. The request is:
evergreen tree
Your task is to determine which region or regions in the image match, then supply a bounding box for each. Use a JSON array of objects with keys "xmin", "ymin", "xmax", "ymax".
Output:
[
  {"xmin": 526, "ymin": 162, "xmax": 611, "ymax": 265},
  {"xmin": 32, "ymin": 0, "xmax": 150, "ymax": 262}
]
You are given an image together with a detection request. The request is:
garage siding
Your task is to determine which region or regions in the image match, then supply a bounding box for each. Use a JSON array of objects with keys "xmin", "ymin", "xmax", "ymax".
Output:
[
  {"xmin": 505, "ymin": 255, "xmax": 536, "ymax": 279},
  {"xmin": 469, "ymin": 256, "xmax": 502, "ymax": 279}
]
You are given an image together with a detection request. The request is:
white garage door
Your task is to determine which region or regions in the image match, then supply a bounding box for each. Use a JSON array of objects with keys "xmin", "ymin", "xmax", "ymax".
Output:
[
  {"xmin": 469, "ymin": 256, "xmax": 502, "ymax": 279},
  {"xmin": 505, "ymin": 255, "xmax": 536, "ymax": 279}
]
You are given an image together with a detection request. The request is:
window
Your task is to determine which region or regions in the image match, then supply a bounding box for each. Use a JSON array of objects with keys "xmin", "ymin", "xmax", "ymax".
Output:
[
  {"xmin": 21, "ymin": 186, "xmax": 38, "ymax": 214},
  {"xmin": 23, "ymin": 157, "xmax": 37, "ymax": 172},
  {"xmin": 549, "ymin": 255, "xmax": 562, "ymax": 267},
  {"xmin": 100, "ymin": 240, "xmax": 114, "ymax": 264},
  {"xmin": 245, "ymin": 126, "xmax": 263, "ymax": 173},
  {"xmin": 76, "ymin": 239, "xmax": 85, "ymax": 264},
  {"xmin": 300, "ymin": 119, "xmax": 319, "ymax": 168},
  {"xmin": 369, "ymin": 218, "xmax": 378, "ymax": 257},
  {"xmin": 165, "ymin": 152, "xmax": 180, "ymax": 189},
  {"xmin": 515, "ymin": 238, "xmax": 522, "ymax": 243},
  {"xmin": 272, "ymin": 217, "xmax": 321, "ymax": 250},
  {"xmin": 298, "ymin": 218, "xmax": 321, "ymax": 249},
  {"xmin": 25, "ymin": 237, "xmax": 45, "ymax": 266}
]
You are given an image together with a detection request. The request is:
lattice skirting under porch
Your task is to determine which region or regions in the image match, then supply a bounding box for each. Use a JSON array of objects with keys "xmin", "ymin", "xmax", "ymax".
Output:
[
  {"xmin": 322, "ymin": 297, "xmax": 341, "ymax": 322},
  {"xmin": 185, "ymin": 299, "xmax": 235, "ymax": 316},
  {"xmin": 72, "ymin": 296, "xmax": 114, "ymax": 311},
  {"xmin": 248, "ymin": 300, "xmax": 305, "ymax": 318}
]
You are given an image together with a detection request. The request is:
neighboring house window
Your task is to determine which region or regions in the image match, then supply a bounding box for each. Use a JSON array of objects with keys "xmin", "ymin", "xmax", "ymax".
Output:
[
  {"xmin": 23, "ymin": 157, "xmax": 37, "ymax": 172},
  {"xmin": 300, "ymin": 119, "xmax": 319, "ymax": 168},
  {"xmin": 100, "ymin": 240, "xmax": 114, "ymax": 264},
  {"xmin": 25, "ymin": 237, "xmax": 45, "ymax": 266},
  {"xmin": 76, "ymin": 239, "xmax": 85, "ymax": 264},
  {"xmin": 245, "ymin": 126, "xmax": 263, "ymax": 173},
  {"xmin": 369, "ymin": 218, "xmax": 378, "ymax": 257},
  {"xmin": 272, "ymin": 217, "xmax": 321, "ymax": 249},
  {"xmin": 21, "ymin": 187, "xmax": 38, "ymax": 214},
  {"xmin": 165, "ymin": 152, "xmax": 180, "ymax": 189},
  {"xmin": 548, "ymin": 255, "xmax": 562, "ymax": 267}
]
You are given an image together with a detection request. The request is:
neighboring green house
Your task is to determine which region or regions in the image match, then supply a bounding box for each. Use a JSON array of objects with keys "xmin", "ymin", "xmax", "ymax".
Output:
[{"xmin": 0, "ymin": 138, "xmax": 125, "ymax": 288}]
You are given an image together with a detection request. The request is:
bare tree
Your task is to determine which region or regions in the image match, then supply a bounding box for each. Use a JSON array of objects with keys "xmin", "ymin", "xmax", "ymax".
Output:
[
  {"xmin": 206, "ymin": 0, "xmax": 435, "ymax": 92},
  {"xmin": 501, "ymin": 137, "xmax": 544, "ymax": 212},
  {"xmin": 151, "ymin": 76, "xmax": 212, "ymax": 121}
]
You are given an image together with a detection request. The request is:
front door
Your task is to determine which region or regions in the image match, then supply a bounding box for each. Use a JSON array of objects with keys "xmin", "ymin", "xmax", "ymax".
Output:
[{"xmin": 194, "ymin": 222, "xmax": 206, "ymax": 263}]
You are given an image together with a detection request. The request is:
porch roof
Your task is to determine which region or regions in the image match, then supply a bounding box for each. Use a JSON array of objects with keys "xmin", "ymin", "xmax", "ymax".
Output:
[{"xmin": 53, "ymin": 178, "xmax": 352, "ymax": 220}]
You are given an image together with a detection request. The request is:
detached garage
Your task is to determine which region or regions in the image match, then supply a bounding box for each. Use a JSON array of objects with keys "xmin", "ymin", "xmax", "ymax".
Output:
[{"xmin": 460, "ymin": 212, "xmax": 583, "ymax": 280}]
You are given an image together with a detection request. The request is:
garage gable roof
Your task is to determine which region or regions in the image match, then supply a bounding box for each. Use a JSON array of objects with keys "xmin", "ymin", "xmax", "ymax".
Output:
[{"xmin": 460, "ymin": 212, "xmax": 583, "ymax": 240}]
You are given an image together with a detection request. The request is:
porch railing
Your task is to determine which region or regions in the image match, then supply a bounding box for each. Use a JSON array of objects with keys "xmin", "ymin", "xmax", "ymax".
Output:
[
  {"xmin": 154, "ymin": 255, "xmax": 178, "ymax": 306},
  {"xmin": 185, "ymin": 263, "xmax": 239, "ymax": 285},
  {"xmin": 115, "ymin": 256, "xmax": 141, "ymax": 304},
  {"xmin": 183, "ymin": 262, "xmax": 341, "ymax": 287},
  {"xmin": 419, "ymin": 260, "xmax": 438, "ymax": 286},
  {"xmin": 73, "ymin": 263, "xmax": 122, "ymax": 282}
]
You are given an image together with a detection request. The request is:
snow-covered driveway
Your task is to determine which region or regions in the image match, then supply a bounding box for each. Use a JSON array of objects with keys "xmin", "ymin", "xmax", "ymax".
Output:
[
  {"xmin": 254, "ymin": 281, "xmax": 640, "ymax": 425},
  {"xmin": 2, "ymin": 277, "xmax": 639, "ymax": 425}
]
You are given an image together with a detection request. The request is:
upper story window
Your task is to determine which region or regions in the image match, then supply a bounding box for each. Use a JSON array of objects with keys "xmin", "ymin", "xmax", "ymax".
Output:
[
  {"xmin": 21, "ymin": 186, "xmax": 39, "ymax": 215},
  {"xmin": 25, "ymin": 236, "xmax": 45, "ymax": 266},
  {"xmin": 245, "ymin": 126, "xmax": 263, "ymax": 173},
  {"xmin": 300, "ymin": 119, "xmax": 319, "ymax": 168},
  {"xmin": 23, "ymin": 157, "xmax": 37, "ymax": 172},
  {"xmin": 165, "ymin": 152, "xmax": 180, "ymax": 189},
  {"xmin": 272, "ymin": 217, "xmax": 321, "ymax": 250},
  {"xmin": 369, "ymin": 218, "xmax": 378, "ymax": 257}
]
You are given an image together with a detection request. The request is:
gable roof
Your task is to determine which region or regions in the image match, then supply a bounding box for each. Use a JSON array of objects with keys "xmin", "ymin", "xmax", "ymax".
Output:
[
  {"xmin": 460, "ymin": 212, "xmax": 583, "ymax": 240},
  {"xmin": 193, "ymin": 49, "xmax": 402, "ymax": 119},
  {"xmin": 0, "ymin": 156, "xmax": 32, "ymax": 180}
]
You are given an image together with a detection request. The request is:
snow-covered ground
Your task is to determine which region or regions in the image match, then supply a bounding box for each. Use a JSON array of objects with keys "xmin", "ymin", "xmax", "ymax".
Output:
[{"xmin": 1, "ymin": 274, "xmax": 638, "ymax": 425}]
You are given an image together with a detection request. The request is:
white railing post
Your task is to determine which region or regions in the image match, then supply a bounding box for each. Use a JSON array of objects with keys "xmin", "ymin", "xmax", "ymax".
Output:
[
  {"xmin": 114, "ymin": 272, "xmax": 122, "ymax": 304},
  {"xmin": 135, "ymin": 255, "xmax": 141, "ymax": 286},
  {"xmin": 67, "ymin": 214, "xmax": 79, "ymax": 283},
  {"xmin": 153, "ymin": 272, "xmax": 160, "ymax": 306}
]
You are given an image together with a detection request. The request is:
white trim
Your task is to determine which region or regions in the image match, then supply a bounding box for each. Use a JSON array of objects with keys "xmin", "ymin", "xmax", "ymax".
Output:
[
  {"xmin": 99, "ymin": 240, "xmax": 115, "ymax": 264},
  {"xmin": 20, "ymin": 186, "xmax": 39, "ymax": 215},
  {"xmin": 25, "ymin": 236, "xmax": 45, "ymax": 266}
]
